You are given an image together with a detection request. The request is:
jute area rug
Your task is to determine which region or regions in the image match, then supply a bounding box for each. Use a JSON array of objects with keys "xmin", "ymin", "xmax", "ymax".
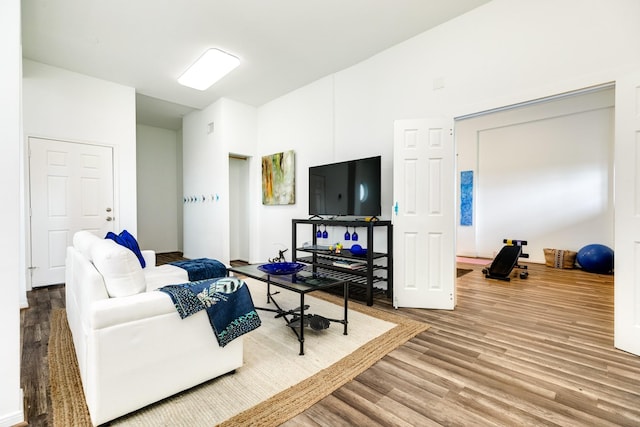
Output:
[{"xmin": 49, "ymin": 278, "xmax": 428, "ymax": 426}]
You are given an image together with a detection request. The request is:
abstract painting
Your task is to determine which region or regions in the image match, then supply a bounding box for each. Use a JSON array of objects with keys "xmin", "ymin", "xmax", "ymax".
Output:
[
  {"xmin": 460, "ymin": 170, "xmax": 473, "ymax": 226},
  {"xmin": 262, "ymin": 150, "xmax": 295, "ymax": 205}
]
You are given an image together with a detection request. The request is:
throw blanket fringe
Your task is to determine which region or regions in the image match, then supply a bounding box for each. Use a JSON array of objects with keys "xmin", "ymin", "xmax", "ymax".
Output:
[{"xmin": 159, "ymin": 277, "xmax": 261, "ymax": 347}]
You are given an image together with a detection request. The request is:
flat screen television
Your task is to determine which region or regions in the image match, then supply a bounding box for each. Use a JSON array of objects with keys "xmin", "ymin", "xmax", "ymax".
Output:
[{"xmin": 309, "ymin": 156, "xmax": 381, "ymax": 217}]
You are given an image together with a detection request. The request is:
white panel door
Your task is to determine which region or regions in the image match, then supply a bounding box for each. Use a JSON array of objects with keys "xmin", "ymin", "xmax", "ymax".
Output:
[
  {"xmin": 393, "ymin": 118, "xmax": 455, "ymax": 309},
  {"xmin": 614, "ymin": 72, "xmax": 640, "ymax": 356},
  {"xmin": 30, "ymin": 138, "xmax": 114, "ymax": 286}
]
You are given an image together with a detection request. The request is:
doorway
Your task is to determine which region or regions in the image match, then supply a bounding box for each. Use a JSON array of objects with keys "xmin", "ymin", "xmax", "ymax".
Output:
[
  {"xmin": 454, "ymin": 85, "xmax": 615, "ymax": 263},
  {"xmin": 229, "ymin": 155, "xmax": 250, "ymax": 263}
]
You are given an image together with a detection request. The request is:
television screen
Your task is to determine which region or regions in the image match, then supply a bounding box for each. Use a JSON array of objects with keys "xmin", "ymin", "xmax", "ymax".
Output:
[{"xmin": 309, "ymin": 156, "xmax": 381, "ymax": 217}]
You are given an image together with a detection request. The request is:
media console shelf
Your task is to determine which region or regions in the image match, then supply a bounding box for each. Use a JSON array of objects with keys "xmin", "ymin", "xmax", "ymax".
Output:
[{"xmin": 291, "ymin": 218, "xmax": 393, "ymax": 306}]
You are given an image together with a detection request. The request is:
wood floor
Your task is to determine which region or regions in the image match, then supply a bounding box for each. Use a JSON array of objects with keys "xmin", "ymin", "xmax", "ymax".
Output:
[{"xmin": 20, "ymin": 259, "xmax": 640, "ymax": 426}]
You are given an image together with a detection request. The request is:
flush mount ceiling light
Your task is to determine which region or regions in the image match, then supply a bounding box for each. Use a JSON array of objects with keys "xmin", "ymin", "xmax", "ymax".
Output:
[{"xmin": 177, "ymin": 48, "xmax": 240, "ymax": 90}]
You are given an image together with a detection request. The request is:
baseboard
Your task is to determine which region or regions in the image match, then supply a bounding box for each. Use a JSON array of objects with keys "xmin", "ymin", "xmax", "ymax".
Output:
[{"xmin": 0, "ymin": 389, "xmax": 26, "ymax": 427}]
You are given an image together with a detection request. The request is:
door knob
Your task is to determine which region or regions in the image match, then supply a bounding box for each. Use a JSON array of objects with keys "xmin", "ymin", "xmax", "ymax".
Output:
[
  {"xmin": 106, "ymin": 216, "xmax": 113, "ymax": 221},
  {"xmin": 106, "ymin": 207, "xmax": 112, "ymax": 212}
]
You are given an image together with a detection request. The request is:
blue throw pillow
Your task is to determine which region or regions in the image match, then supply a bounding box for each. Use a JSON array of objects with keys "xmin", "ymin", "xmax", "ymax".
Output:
[
  {"xmin": 105, "ymin": 231, "xmax": 118, "ymax": 241},
  {"xmin": 105, "ymin": 230, "xmax": 146, "ymax": 268}
]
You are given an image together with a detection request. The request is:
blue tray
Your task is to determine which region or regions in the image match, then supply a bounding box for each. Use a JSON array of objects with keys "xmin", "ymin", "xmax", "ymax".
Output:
[{"xmin": 258, "ymin": 262, "xmax": 305, "ymax": 275}]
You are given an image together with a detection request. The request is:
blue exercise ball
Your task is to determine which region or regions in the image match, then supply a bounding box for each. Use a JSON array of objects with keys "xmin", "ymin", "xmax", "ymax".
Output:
[{"xmin": 577, "ymin": 244, "xmax": 614, "ymax": 274}]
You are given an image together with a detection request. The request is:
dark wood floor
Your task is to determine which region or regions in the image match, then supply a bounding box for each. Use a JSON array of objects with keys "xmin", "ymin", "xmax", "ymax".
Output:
[{"xmin": 21, "ymin": 258, "xmax": 640, "ymax": 426}]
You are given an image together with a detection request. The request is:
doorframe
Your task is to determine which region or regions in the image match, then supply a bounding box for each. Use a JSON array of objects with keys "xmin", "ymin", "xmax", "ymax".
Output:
[
  {"xmin": 451, "ymin": 81, "xmax": 627, "ymax": 349},
  {"xmin": 453, "ymin": 83, "xmax": 615, "ymax": 260},
  {"xmin": 25, "ymin": 135, "xmax": 119, "ymax": 291},
  {"xmin": 228, "ymin": 154, "xmax": 251, "ymax": 263}
]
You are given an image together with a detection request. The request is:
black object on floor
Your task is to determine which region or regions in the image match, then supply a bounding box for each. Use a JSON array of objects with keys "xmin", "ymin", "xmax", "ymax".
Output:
[
  {"xmin": 483, "ymin": 239, "xmax": 529, "ymax": 281},
  {"xmin": 309, "ymin": 315, "xmax": 330, "ymax": 330},
  {"xmin": 287, "ymin": 314, "xmax": 331, "ymax": 330}
]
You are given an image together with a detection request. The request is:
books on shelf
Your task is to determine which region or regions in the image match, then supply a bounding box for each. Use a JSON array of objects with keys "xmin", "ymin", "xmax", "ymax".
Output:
[{"xmin": 332, "ymin": 259, "xmax": 366, "ymax": 269}]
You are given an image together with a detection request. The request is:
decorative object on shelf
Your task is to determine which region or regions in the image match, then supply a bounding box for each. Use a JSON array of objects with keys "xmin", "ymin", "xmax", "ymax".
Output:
[
  {"xmin": 258, "ymin": 262, "xmax": 305, "ymax": 275},
  {"xmin": 262, "ymin": 150, "xmax": 295, "ymax": 205},
  {"xmin": 329, "ymin": 243, "xmax": 343, "ymax": 254},
  {"xmin": 351, "ymin": 228, "xmax": 358, "ymax": 241},
  {"xmin": 268, "ymin": 248, "xmax": 288, "ymax": 263},
  {"xmin": 344, "ymin": 227, "xmax": 351, "ymax": 241},
  {"xmin": 322, "ymin": 225, "xmax": 328, "ymax": 239},
  {"xmin": 350, "ymin": 244, "xmax": 367, "ymax": 257}
]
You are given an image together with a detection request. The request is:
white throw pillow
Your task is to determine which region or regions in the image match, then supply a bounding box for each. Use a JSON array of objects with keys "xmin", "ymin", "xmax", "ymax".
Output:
[
  {"xmin": 73, "ymin": 230, "xmax": 101, "ymax": 260},
  {"xmin": 91, "ymin": 238, "xmax": 146, "ymax": 297}
]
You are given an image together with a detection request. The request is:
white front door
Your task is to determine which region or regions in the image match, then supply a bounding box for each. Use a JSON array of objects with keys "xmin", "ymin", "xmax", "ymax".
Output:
[
  {"xmin": 29, "ymin": 137, "xmax": 115, "ymax": 286},
  {"xmin": 614, "ymin": 73, "xmax": 640, "ymax": 356},
  {"xmin": 393, "ymin": 118, "xmax": 456, "ymax": 309}
]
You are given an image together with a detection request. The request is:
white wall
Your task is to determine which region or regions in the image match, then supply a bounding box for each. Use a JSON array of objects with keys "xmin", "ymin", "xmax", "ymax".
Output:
[
  {"xmin": 182, "ymin": 99, "xmax": 257, "ymax": 263},
  {"xmin": 457, "ymin": 87, "xmax": 615, "ymax": 262},
  {"xmin": 246, "ymin": 0, "xmax": 640, "ymax": 264},
  {"xmin": 256, "ymin": 77, "xmax": 336, "ymax": 260},
  {"xmin": 22, "ymin": 60, "xmax": 138, "ymax": 235},
  {"xmin": 0, "ymin": 0, "xmax": 24, "ymax": 424},
  {"xmin": 183, "ymin": 100, "xmax": 223, "ymax": 259},
  {"xmin": 136, "ymin": 124, "xmax": 181, "ymax": 252}
]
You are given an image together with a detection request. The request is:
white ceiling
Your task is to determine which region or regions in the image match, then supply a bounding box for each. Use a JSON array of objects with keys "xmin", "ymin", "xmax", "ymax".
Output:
[{"xmin": 22, "ymin": 0, "xmax": 491, "ymax": 130}]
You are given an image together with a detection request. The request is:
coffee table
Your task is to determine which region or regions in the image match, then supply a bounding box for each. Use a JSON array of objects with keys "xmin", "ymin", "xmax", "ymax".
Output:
[{"xmin": 227, "ymin": 263, "xmax": 349, "ymax": 355}]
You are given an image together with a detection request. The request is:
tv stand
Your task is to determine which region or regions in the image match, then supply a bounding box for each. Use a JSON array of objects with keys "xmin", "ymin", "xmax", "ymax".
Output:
[{"xmin": 291, "ymin": 218, "xmax": 393, "ymax": 306}]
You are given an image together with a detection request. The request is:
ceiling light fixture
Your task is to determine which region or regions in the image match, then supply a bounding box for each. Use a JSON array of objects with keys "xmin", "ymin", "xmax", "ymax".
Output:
[{"xmin": 177, "ymin": 48, "xmax": 240, "ymax": 91}]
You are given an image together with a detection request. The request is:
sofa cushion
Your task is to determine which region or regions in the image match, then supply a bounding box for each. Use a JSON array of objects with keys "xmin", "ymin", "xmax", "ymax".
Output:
[
  {"xmin": 74, "ymin": 230, "xmax": 101, "ymax": 260},
  {"xmin": 91, "ymin": 238, "xmax": 146, "ymax": 297},
  {"xmin": 105, "ymin": 230, "xmax": 146, "ymax": 268},
  {"xmin": 144, "ymin": 264, "xmax": 189, "ymax": 292}
]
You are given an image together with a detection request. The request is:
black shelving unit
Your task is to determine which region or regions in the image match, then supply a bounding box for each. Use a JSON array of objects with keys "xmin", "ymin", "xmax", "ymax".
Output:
[{"xmin": 291, "ymin": 218, "xmax": 393, "ymax": 306}]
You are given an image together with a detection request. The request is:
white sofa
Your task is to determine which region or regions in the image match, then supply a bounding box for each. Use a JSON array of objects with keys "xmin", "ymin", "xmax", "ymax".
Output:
[{"xmin": 65, "ymin": 231, "xmax": 243, "ymax": 425}]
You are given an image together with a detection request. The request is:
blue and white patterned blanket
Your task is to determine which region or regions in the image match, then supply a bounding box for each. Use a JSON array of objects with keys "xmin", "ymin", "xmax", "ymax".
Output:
[
  {"xmin": 158, "ymin": 277, "xmax": 261, "ymax": 347},
  {"xmin": 169, "ymin": 258, "xmax": 227, "ymax": 281}
]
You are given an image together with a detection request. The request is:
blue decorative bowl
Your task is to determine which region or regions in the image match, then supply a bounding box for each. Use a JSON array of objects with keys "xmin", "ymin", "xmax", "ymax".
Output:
[
  {"xmin": 258, "ymin": 262, "xmax": 305, "ymax": 275},
  {"xmin": 350, "ymin": 244, "xmax": 368, "ymax": 257}
]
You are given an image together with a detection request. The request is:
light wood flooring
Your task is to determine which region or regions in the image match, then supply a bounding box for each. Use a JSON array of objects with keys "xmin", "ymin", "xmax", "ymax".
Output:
[{"xmin": 20, "ymin": 259, "xmax": 640, "ymax": 426}]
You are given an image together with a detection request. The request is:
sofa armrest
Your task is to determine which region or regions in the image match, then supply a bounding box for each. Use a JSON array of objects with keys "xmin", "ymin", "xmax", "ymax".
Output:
[
  {"xmin": 90, "ymin": 291, "xmax": 177, "ymax": 330},
  {"xmin": 142, "ymin": 250, "xmax": 156, "ymax": 268}
]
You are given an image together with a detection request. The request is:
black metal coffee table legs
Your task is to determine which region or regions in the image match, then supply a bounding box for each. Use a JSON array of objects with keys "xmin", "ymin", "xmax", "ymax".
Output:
[{"xmin": 255, "ymin": 281, "xmax": 349, "ymax": 355}]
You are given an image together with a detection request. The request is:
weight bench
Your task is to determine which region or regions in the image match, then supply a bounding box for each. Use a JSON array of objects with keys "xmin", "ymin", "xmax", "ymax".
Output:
[{"xmin": 482, "ymin": 239, "xmax": 529, "ymax": 281}]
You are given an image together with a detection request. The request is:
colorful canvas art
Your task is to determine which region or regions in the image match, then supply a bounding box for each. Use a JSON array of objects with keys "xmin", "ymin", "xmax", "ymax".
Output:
[
  {"xmin": 460, "ymin": 170, "xmax": 473, "ymax": 226},
  {"xmin": 262, "ymin": 150, "xmax": 295, "ymax": 205}
]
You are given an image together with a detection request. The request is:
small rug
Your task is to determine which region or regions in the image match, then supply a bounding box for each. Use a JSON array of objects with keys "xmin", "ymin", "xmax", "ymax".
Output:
[
  {"xmin": 456, "ymin": 256, "xmax": 492, "ymax": 266},
  {"xmin": 49, "ymin": 278, "xmax": 428, "ymax": 426},
  {"xmin": 457, "ymin": 268, "xmax": 473, "ymax": 278}
]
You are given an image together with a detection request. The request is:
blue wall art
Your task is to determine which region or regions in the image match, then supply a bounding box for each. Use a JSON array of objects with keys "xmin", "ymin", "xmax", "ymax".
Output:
[{"xmin": 460, "ymin": 170, "xmax": 473, "ymax": 226}]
